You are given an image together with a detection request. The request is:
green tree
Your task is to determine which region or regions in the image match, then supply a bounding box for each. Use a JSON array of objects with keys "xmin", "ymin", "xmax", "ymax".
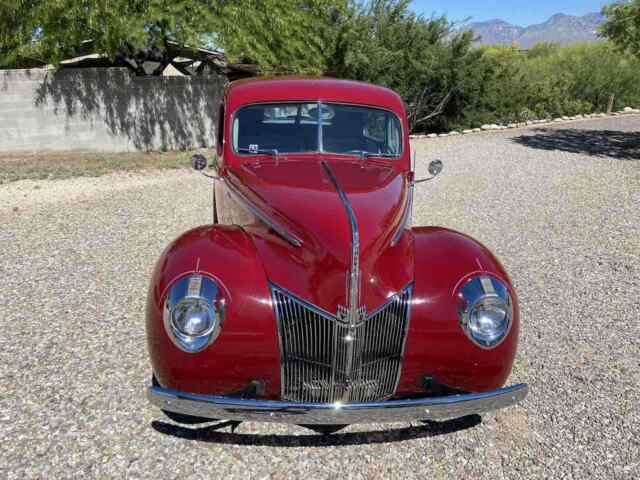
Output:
[
  {"xmin": 471, "ymin": 46, "xmax": 531, "ymax": 123},
  {"xmin": 0, "ymin": 0, "xmax": 347, "ymax": 74},
  {"xmin": 601, "ymin": 0, "xmax": 640, "ymax": 58},
  {"xmin": 328, "ymin": 0, "xmax": 483, "ymax": 132},
  {"xmin": 1, "ymin": 0, "xmax": 222, "ymax": 73},
  {"xmin": 220, "ymin": 0, "xmax": 348, "ymax": 74},
  {"xmin": 0, "ymin": 0, "xmax": 39, "ymax": 67}
]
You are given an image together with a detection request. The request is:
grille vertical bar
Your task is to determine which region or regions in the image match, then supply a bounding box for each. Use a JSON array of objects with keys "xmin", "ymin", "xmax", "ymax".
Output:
[{"xmin": 272, "ymin": 284, "xmax": 413, "ymax": 403}]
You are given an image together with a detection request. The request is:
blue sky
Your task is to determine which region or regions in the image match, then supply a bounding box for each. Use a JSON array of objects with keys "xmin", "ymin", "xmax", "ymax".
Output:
[{"xmin": 410, "ymin": 0, "xmax": 612, "ymax": 26}]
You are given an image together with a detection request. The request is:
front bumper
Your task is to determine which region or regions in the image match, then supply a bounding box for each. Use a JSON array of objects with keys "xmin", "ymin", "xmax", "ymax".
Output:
[{"xmin": 147, "ymin": 383, "xmax": 528, "ymax": 425}]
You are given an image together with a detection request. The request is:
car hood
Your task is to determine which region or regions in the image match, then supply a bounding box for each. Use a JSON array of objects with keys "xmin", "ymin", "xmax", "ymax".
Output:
[{"xmin": 230, "ymin": 159, "xmax": 413, "ymax": 314}]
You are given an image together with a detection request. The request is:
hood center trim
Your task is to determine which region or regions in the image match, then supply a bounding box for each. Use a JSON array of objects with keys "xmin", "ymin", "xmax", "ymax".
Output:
[{"xmin": 320, "ymin": 161, "xmax": 362, "ymax": 327}]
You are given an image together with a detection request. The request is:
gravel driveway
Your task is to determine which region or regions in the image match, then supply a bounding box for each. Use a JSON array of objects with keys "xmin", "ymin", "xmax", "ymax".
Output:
[{"xmin": 1, "ymin": 116, "xmax": 638, "ymax": 479}]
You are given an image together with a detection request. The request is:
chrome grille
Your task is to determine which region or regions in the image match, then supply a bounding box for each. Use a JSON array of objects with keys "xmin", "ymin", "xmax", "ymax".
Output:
[{"xmin": 272, "ymin": 284, "xmax": 412, "ymax": 403}]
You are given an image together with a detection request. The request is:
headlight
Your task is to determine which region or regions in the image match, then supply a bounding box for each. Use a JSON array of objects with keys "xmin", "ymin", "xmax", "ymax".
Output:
[
  {"xmin": 171, "ymin": 298, "xmax": 217, "ymax": 336},
  {"xmin": 163, "ymin": 275, "xmax": 224, "ymax": 353},
  {"xmin": 458, "ymin": 275, "xmax": 513, "ymax": 349}
]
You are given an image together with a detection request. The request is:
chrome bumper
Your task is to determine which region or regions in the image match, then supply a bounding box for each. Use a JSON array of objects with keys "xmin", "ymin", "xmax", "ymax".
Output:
[{"xmin": 147, "ymin": 383, "xmax": 528, "ymax": 425}]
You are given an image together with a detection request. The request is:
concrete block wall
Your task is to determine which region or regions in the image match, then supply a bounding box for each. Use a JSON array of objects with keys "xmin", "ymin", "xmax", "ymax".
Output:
[{"xmin": 0, "ymin": 68, "xmax": 225, "ymax": 152}]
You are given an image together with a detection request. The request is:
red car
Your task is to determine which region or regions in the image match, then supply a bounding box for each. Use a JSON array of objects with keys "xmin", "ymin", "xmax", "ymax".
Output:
[{"xmin": 146, "ymin": 77, "xmax": 527, "ymax": 431}]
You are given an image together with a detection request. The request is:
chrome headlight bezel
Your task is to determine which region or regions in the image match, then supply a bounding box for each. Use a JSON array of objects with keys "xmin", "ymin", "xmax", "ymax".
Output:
[
  {"xmin": 163, "ymin": 275, "xmax": 225, "ymax": 353},
  {"xmin": 458, "ymin": 275, "xmax": 513, "ymax": 349}
]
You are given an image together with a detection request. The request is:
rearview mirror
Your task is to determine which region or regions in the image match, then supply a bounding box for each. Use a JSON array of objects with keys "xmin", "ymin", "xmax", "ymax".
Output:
[
  {"xmin": 191, "ymin": 154, "xmax": 208, "ymax": 171},
  {"xmin": 414, "ymin": 159, "xmax": 444, "ymax": 184}
]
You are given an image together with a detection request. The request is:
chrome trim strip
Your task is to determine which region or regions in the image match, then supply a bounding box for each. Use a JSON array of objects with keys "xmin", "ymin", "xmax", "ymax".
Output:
[
  {"xmin": 320, "ymin": 161, "xmax": 364, "ymax": 400},
  {"xmin": 320, "ymin": 161, "xmax": 361, "ymax": 323},
  {"xmin": 223, "ymin": 178, "xmax": 303, "ymax": 247},
  {"xmin": 271, "ymin": 287, "xmax": 288, "ymax": 407},
  {"xmin": 317, "ymin": 100, "xmax": 323, "ymax": 152},
  {"xmin": 359, "ymin": 284, "xmax": 412, "ymax": 320},
  {"xmin": 270, "ymin": 283, "xmax": 336, "ymax": 320},
  {"xmin": 393, "ymin": 284, "xmax": 413, "ymax": 394},
  {"xmin": 148, "ymin": 383, "xmax": 529, "ymax": 425},
  {"xmin": 391, "ymin": 180, "xmax": 413, "ymax": 247}
]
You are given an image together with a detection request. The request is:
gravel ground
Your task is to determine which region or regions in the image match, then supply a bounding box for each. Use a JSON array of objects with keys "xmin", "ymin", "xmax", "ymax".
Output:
[{"xmin": 1, "ymin": 116, "xmax": 638, "ymax": 479}]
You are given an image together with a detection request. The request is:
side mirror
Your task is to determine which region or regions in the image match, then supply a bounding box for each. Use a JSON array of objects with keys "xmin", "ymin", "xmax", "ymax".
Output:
[
  {"xmin": 191, "ymin": 153, "xmax": 222, "ymax": 181},
  {"xmin": 414, "ymin": 159, "xmax": 444, "ymax": 184},
  {"xmin": 191, "ymin": 154, "xmax": 208, "ymax": 171},
  {"xmin": 428, "ymin": 159, "xmax": 443, "ymax": 177}
]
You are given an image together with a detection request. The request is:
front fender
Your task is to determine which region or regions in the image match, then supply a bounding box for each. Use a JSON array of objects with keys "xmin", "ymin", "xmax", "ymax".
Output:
[
  {"xmin": 396, "ymin": 227, "xmax": 520, "ymax": 395},
  {"xmin": 146, "ymin": 225, "xmax": 281, "ymax": 397}
]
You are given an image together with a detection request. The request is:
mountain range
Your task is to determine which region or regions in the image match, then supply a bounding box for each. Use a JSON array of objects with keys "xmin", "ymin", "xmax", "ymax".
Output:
[{"xmin": 464, "ymin": 12, "xmax": 606, "ymax": 49}]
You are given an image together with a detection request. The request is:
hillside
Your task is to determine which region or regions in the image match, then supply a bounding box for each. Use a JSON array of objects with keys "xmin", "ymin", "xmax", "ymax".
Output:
[{"xmin": 465, "ymin": 12, "xmax": 605, "ymax": 48}]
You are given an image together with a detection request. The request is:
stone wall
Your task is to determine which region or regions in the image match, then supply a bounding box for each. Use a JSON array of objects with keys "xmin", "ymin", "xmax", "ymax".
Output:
[{"xmin": 0, "ymin": 68, "xmax": 225, "ymax": 152}]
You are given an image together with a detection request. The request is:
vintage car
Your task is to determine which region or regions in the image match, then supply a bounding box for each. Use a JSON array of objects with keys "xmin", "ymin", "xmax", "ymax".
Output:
[{"xmin": 146, "ymin": 77, "xmax": 527, "ymax": 432}]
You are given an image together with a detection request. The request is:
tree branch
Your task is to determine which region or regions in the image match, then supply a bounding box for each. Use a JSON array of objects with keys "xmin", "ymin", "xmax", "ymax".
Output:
[{"xmin": 413, "ymin": 88, "xmax": 455, "ymax": 126}]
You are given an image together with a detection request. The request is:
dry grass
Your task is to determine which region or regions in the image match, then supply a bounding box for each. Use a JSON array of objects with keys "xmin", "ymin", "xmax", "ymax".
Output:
[{"xmin": 0, "ymin": 149, "xmax": 214, "ymax": 184}]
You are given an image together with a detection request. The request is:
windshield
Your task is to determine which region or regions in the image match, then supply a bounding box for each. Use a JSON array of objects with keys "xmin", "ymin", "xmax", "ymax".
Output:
[{"xmin": 232, "ymin": 102, "xmax": 402, "ymax": 157}]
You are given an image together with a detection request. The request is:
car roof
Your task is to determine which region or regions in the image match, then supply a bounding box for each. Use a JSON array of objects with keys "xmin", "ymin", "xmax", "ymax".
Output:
[{"xmin": 225, "ymin": 76, "xmax": 406, "ymax": 114}]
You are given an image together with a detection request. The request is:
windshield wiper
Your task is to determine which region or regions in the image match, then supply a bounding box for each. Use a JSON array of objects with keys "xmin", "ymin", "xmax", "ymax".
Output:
[
  {"xmin": 343, "ymin": 150, "xmax": 398, "ymax": 159},
  {"xmin": 365, "ymin": 152, "xmax": 398, "ymax": 158},
  {"xmin": 238, "ymin": 147, "xmax": 279, "ymax": 157},
  {"xmin": 238, "ymin": 147, "xmax": 281, "ymax": 166}
]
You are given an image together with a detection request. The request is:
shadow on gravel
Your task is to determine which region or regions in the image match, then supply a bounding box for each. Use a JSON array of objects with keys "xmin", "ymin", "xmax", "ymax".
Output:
[
  {"xmin": 512, "ymin": 128, "xmax": 640, "ymax": 160},
  {"xmin": 151, "ymin": 415, "xmax": 481, "ymax": 447}
]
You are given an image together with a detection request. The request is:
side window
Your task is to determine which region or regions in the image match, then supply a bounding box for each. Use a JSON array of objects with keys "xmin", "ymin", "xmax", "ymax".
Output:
[
  {"xmin": 387, "ymin": 117, "xmax": 401, "ymax": 154},
  {"xmin": 363, "ymin": 112, "xmax": 386, "ymax": 142},
  {"xmin": 362, "ymin": 111, "xmax": 401, "ymax": 155}
]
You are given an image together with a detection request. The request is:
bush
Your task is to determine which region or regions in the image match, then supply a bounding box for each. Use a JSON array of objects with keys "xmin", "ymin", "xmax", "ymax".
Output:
[
  {"xmin": 444, "ymin": 42, "xmax": 640, "ymax": 130},
  {"xmin": 328, "ymin": 2, "xmax": 640, "ymax": 132}
]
